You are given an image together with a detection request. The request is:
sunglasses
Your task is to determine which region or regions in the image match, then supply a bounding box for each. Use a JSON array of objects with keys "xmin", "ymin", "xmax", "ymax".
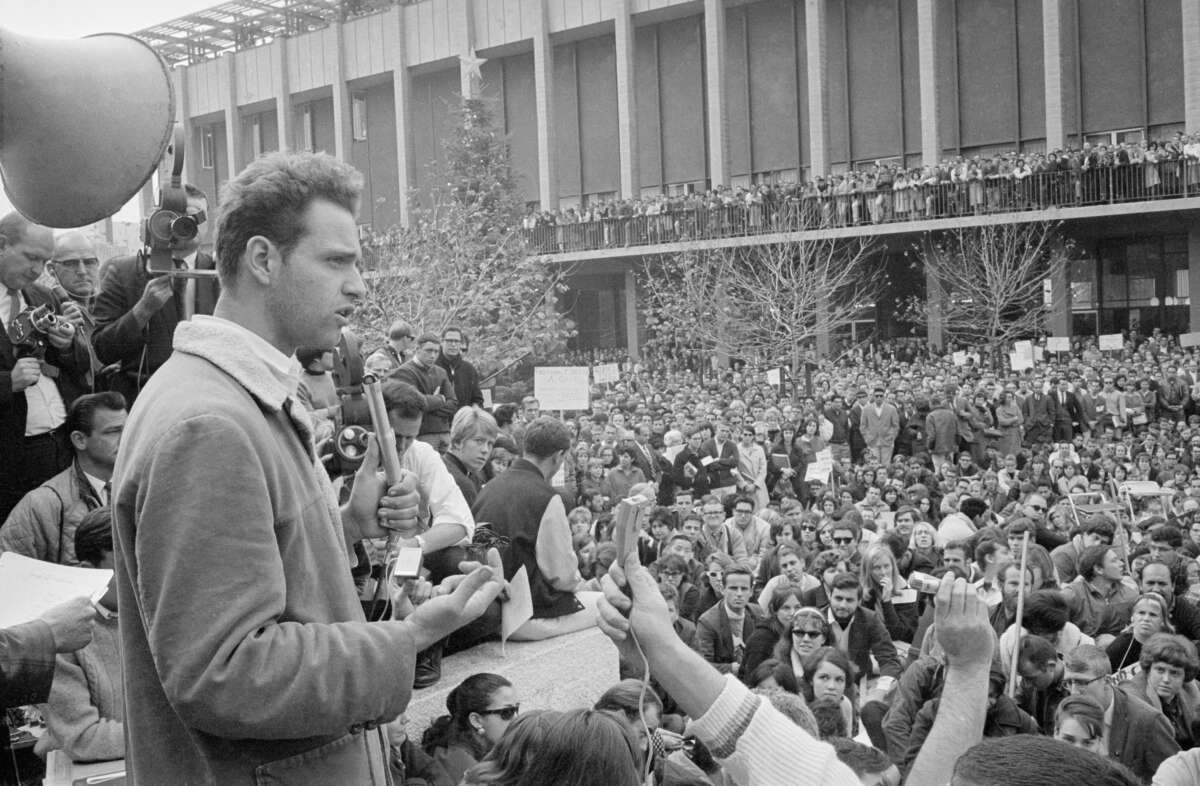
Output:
[
  {"xmin": 792, "ymin": 629, "xmax": 824, "ymax": 639},
  {"xmin": 800, "ymin": 525, "xmax": 817, "ymax": 532},
  {"xmin": 1029, "ymin": 505, "xmax": 1047, "ymax": 512},
  {"xmin": 478, "ymin": 705, "xmax": 520, "ymax": 720},
  {"xmin": 832, "ymin": 537, "xmax": 855, "ymax": 545}
]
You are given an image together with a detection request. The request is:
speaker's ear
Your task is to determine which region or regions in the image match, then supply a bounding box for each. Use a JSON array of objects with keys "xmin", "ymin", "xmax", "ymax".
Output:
[{"xmin": 0, "ymin": 28, "xmax": 174, "ymax": 228}]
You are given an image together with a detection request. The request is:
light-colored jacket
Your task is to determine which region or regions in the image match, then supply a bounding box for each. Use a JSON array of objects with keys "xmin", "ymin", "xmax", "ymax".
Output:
[
  {"xmin": 0, "ymin": 461, "xmax": 102, "ymax": 565},
  {"xmin": 112, "ymin": 318, "xmax": 417, "ymax": 785}
]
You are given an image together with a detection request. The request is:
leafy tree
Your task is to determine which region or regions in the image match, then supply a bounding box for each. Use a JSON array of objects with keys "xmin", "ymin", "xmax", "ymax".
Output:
[
  {"xmin": 908, "ymin": 220, "xmax": 1072, "ymax": 352},
  {"xmin": 356, "ymin": 98, "xmax": 575, "ymax": 375}
]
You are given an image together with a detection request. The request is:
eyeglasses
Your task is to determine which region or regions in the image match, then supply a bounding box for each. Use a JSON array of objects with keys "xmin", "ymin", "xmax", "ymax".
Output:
[
  {"xmin": 478, "ymin": 705, "xmax": 520, "ymax": 720},
  {"xmin": 735, "ymin": 509, "xmax": 753, "ymax": 515},
  {"xmin": 793, "ymin": 629, "xmax": 824, "ymax": 639},
  {"xmin": 800, "ymin": 525, "xmax": 817, "ymax": 532},
  {"xmin": 832, "ymin": 537, "xmax": 855, "ymax": 545},
  {"xmin": 702, "ymin": 510, "xmax": 724, "ymax": 517},
  {"xmin": 54, "ymin": 257, "xmax": 99, "ymax": 269},
  {"xmin": 1063, "ymin": 674, "xmax": 1106, "ymax": 691},
  {"xmin": 1029, "ymin": 505, "xmax": 1047, "ymax": 512}
]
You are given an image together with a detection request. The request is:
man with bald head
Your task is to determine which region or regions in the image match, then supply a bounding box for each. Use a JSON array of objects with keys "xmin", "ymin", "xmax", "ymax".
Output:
[
  {"xmin": 49, "ymin": 231, "xmax": 101, "ymax": 305},
  {"xmin": 0, "ymin": 212, "xmax": 93, "ymax": 520}
]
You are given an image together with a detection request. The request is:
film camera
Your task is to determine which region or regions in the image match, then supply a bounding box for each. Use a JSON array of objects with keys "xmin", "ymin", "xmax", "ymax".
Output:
[
  {"xmin": 5, "ymin": 304, "xmax": 69, "ymax": 369},
  {"xmin": 141, "ymin": 125, "xmax": 209, "ymax": 279}
]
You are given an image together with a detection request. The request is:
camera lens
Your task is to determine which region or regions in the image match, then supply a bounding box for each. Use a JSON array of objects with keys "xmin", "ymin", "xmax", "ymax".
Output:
[{"xmin": 170, "ymin": 214, "xmax": 199, "ymax": 241}]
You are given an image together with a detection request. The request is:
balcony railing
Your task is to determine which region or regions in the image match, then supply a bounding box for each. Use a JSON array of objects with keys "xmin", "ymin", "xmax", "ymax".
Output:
[{"xmin": 522, "ymin": 160, "xmax": 1200, "ymax": 255}]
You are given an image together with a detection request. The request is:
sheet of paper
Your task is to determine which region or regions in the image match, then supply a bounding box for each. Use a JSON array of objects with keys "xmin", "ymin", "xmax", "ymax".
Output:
[
  {"xmin": 482, "ymin": 388, "xmax": 493, "ymax": 408},
  {"xmin": 1099, "ymin": 333, "xmax": 1124, "ymax": 351},
  {"xmin": 501, "ymin": 565, "xmax": 534, "ymax": 647},
  {"xmin": 0, "ymin": 552, "xmax": 113, "ymax": 629},
  {"xmin": 951, "ymin": 351, "xmax": 967, "ymax": 366},
  {"xmin": 1180, "ymin": 332, "xmax": 1200, "ymax": 348},
  {"xmin": 766, "ymin": 368, "xmax": 781, "ymax": 386},
  {"xmin": 700, "ymin": 455, "xmax": 715, "ymax": 467}
]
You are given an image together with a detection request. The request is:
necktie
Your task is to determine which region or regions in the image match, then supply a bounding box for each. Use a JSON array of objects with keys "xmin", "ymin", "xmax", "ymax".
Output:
[
  {"xmin": 103, "ymin": 481, "xmax": 112, "ymax": 506},
  {"xmin": 174, "ymin": 259, "xmax": 196, "ymax": 321}
]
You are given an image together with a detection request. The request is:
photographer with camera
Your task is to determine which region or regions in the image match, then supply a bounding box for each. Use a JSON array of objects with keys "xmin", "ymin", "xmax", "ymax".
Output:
[
  {"xmin": 1, "ymin": 212, "xmax": 92, "ymax": 522},
  {"xmin": 111, "ymin": 152, "xmax": 505, "ymax": 785},
  {"xmin": 91, "ymin": 183, "xmax": 217, "ymax": 405}
]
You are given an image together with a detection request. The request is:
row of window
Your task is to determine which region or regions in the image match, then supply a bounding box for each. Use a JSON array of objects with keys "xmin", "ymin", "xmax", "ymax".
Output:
[{"xmin": 197, "ymin": 96, "xmax": 370, "ymax": 170}]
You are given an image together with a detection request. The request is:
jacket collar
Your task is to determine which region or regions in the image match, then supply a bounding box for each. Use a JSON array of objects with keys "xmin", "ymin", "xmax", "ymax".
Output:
[{"xmin": 173, "ymin": 317, "xmax": 299, "ymax": 413}]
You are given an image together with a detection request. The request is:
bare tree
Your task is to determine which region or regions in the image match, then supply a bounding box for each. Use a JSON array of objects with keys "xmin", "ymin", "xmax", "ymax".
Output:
[
  {"xmin": 913, "ymin": 220, "xmax": 1071, "ymax": 351},
  {"xmin": 639, "ymin": 234, "xmax": 886, "ymax": 375}
]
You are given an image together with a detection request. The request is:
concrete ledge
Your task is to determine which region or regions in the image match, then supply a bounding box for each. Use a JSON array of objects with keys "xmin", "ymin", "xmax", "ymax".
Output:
[{"xmin": 403, "ymin": 627, "xmax": 620, "ymax": 737}]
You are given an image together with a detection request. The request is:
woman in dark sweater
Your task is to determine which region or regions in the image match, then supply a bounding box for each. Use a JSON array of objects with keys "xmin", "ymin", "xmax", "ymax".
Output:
[{"xmin": 741, "ymin": 588, "xmax": 802, "ymax": 679}]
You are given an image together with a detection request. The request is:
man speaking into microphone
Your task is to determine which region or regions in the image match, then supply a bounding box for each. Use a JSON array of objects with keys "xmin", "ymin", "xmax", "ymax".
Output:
[{"xmin": 110, "ymin": 151, "xmax": 505, "ymax": 785}]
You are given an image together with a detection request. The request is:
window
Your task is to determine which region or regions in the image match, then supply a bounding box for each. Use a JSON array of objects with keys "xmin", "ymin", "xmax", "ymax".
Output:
[
  {"xmin": 299, "ymin": 105, "xmax": 315, "ymax": 152},
  {"xmin": 251, "ymin": 116, "xmax": 264, "ymax": 158},
  {"xmin": 1085, "ymin": 128, "xmax": 1145, "ymax": 147},
  {"xmin": 751, "ymin": 169, "xmax": 799, "ymax": 185},
  {"xmin": 201, "ymin": 127, "xmax": 215, "ymax": 170},
  {"xmin": 352, "ymin": 95, "xmax": 367, "ymax": 142}
]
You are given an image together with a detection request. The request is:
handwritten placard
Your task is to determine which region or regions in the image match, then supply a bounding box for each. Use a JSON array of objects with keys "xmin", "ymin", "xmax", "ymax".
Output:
[
  {"xmin": 1180, "ymin": 333, "xmax": 1200, "ymax": 348},
  {"xmin": 1046, "ymin": 336, "xmax": 1071, "ymax": 353},
  {"xmin": 533, "ymin": 366, "xmax": 590, "ymax": 411},
  {"xmin": 1099, "ymin": 333, "xmax": 1124, "ymax": 351},
  {"xmin": 805, "ymin": 448, "xmax": 834, "ymax": 483},
  {"xmin": 951, "ymin": 351, "xmax": 967, "ymax": 367},
  {"xmin": 766, "ymin": 368, "xmax": 782, "ymax": 386},
  {"xmin": 593, "ymin": 363, "xmax": 620, "ymax": 384}
]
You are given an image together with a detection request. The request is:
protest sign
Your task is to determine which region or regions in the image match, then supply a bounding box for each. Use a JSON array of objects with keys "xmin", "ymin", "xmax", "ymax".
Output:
[{"xmin": 534, "ymin": 366, "xmax": 590, "ymax": 411}]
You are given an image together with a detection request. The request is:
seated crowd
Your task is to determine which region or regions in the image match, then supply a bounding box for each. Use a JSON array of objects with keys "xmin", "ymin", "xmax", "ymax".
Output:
[
  {"xmin": 9, "ymin": 211, "xmax": 1200, "ymax": 783},
  {"xmin": 522, "ymin": 131, "xmax": 1200, "ymax": 253}
]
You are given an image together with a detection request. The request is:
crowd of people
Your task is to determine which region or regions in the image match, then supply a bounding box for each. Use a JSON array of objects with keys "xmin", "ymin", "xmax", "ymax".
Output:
[
  {"xmin": 6, "ymin": 147, "xmax": 1200, "ymax": 786},
  {"xmin": 521, "ymin": 131, "xmax": 1200, "ymax": 254}
]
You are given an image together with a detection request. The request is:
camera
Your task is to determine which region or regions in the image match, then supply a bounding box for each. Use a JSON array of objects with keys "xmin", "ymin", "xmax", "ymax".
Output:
[{"xmin": 5, "ymin": 303, "xmax": 66, "ymax": 358}]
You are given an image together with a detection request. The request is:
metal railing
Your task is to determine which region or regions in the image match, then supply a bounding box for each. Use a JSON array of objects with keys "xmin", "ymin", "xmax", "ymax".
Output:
[{"xmin": 522, "ymin": 160, "xmax": 1200, "ymax": 254}]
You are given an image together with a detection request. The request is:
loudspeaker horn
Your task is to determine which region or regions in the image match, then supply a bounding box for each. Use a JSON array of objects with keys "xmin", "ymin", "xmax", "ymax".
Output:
[{"xmin": 0, "ymin": 28, "xmax": 175, "ymax": 228}]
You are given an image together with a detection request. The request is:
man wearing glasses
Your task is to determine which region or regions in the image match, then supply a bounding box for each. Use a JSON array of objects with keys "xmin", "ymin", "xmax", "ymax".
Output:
[
  {"xmin": 694, "ymin": 496, "xmax": 748, "ymax": 567},
  {"xmin": 436, "ymin": 326, "xmax": 483, "ymax": 411},
  {"xmin": 48, "ymin": 232, "xmax": 103, "ymax": 388},
  {"xmin": 1062, "ymin": 644, "xmax": 1178, "ymax": 780}
]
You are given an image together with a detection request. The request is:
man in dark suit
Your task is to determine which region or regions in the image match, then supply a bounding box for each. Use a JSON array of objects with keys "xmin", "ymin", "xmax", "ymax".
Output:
[
  {"xmin": 700, "ymin": 421, "xmax": 739, "ymax": 497},
  {"xmin": 0, "ymin": 213, "xmax": 93, "ymax": 521},
  {"xmin": 92, "ymin": 184, "xmax": 217, "ymax": 405},
  {"xmin": 1020, "ymin": 378, "xmax": 1057, "ymax": 447},
  {"xmin": 1051, "ymin": 378, "xmax": 1081, "ymax": 442},
  {"xmin": 694, "ymin": 564, "xmax": 760, "ymax": 677},
  {"xmin": 435, "ymin": 325, "xmax": 483, "ymax": 411}
]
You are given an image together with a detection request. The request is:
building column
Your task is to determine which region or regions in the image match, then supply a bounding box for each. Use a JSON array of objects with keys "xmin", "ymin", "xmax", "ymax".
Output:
[
  {"xmin": 533, "ymin": 0, "xmax": 557, "ymax": 209},
  {"xmin": 923, "ymin": 236, "xmax": 944, "ymax": 350},
  {"xmin": 455, "ymin": 0, "xmax": 482, "ymax": 99},
  {"xmin": 1190, "ymin": 228, "xmax": 1200, "ymax": 331},
  {"xmin": 1043, "ymin": 0, "xmax": 1067, "ymax": 150},
  {"xmin": 331, "ymin": 22, "xmax": 352, "ymax": 162},
  {"xmin": 805, "ymin": 0, "xmax": 830, "ymax": 177},
  {"xmin": 222, "ymin": 52, "xmax": 241, "ymax": 178},
  {"xmin": 916, "ymin": 0, "xmax": 941, "ymax": 165},
  {"xmin": 614, "ymin": 0, "xmax": 640, "ymax": 199},
  {"xmin": 275, "ymin": 37, "xmax": 292, "ymax": 151},
  {"xmin": 703, "ymin": 0, "xmax": 728, "ymax": 186},
  {"xmin": 392, "ymin": 6, "xmax": 413, "ymax": 227},
  {"xmin": 1184, "ymin": 0, "xmax": 1200, "ymax": 133},
  {"xmin": 1048, "ymin": 243, "xmax": 1071, "ymax": 338},
  {"xmin": 623, "ymin": 269, "xmax": 640, "ymax": 361}
]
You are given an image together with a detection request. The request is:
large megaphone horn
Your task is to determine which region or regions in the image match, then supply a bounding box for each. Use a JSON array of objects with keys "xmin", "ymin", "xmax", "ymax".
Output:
[{"xmin": 0, "ymin": 28, "xmax": 174, "ymax": 228}]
